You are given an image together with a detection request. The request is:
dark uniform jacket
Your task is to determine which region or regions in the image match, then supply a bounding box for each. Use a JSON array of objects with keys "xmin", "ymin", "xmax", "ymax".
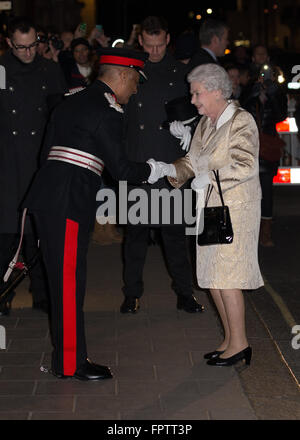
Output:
[
  {"xmin": 123, "ymin": 52, "xmax": 190, "ymax": 225},
  {"xmin": 0, "ymin": 50, "xmax": 67, "ymax": 233},
  {"xmin": 25, "ymin": 80, "xmax": 150, "ymax": 223}
]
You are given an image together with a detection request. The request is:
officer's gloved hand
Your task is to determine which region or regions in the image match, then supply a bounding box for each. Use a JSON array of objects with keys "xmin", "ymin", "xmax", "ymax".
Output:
[
  {"xmin": 169, "ymin": 120, "xmax": 192, "ymax": 151},
  {"xmin": 147, "ymin": 159, "xmax": 176, "ymax": 184}
]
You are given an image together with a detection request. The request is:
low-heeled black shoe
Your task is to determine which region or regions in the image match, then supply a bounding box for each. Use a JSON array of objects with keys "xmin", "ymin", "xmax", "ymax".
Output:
[
  {"xmin": 203, "ymin": 350, "xmax": 225, "ymax": 360},
  {"xmin": 120, "ymin": 296, "xmax": 140, "ymax": 314},
  {"xmin": 177, "ymin": 295, "xmax": 204, "ymax": 313},
  {"xmin": 52, "ymin": 359, "xmax": 113, "ymax": 380},
  {"xmin": 207, "ymin": 346, "xmax": 252, "ymax": 367}
]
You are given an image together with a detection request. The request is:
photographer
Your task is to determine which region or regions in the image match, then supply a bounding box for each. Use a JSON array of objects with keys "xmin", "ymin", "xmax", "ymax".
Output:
[
  {"xmin": 37, "ymin": 27, "xmax": 64, "ymax": 63},
  {"xmin": 239, "ymin": 45, "xmax": 287, "ymax": 247}
]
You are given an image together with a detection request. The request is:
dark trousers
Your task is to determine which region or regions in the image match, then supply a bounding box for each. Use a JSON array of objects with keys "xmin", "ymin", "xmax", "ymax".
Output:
[
  {"xmin": 259, "ymin": 170, "xmax": 275, "ymax": 218},
  {"xmin": 122, "ymin": 224, "xmax": 193, "ymax": 298},
  {"xmin": 34, "ymin": 211, "xmax": 92, "ymax": 376},
  {"xmin": 0, "ymin": 227, "xmax": 48, "ymax": 302}
]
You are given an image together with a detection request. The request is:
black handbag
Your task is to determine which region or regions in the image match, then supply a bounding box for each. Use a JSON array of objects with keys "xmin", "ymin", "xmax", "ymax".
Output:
[{"xmin": 197, "ymin": 170, "xmax": 234, "ymax": 246}]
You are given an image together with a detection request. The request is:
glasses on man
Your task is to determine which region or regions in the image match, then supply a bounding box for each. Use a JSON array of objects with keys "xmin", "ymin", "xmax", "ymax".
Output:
[{"xmin": 11, "ymin": 40, "xmax": 39, "ymax": 51}]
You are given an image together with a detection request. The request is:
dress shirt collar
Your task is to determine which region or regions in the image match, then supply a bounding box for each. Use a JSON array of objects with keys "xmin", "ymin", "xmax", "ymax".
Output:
[{"xmin": 202, "ymin": 47, "xmax": 218, "ymax": 62}]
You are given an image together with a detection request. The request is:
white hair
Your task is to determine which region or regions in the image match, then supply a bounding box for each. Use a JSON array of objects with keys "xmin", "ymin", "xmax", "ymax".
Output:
[{"xmin": 187, "ymin": 63, "xmax": 232, "ymax": 99}]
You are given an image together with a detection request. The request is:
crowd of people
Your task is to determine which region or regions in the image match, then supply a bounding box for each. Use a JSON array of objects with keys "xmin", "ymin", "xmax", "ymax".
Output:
[{"xmin": 0, "ymin": 14, "xmax": 290, "ymax": 379}]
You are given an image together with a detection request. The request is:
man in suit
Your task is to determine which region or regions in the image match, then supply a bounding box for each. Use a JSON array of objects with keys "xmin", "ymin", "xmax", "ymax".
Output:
[
  {"xmin": 23, "ymin": 47, "xmax": 167, "ymax": 381},
  {"xmin": 121, "ymin": 16, "xmax": 204, "ymax": 314},
  {"xmin": 188, "ymin": 18, "xmax": 229, "ymax": 70}
]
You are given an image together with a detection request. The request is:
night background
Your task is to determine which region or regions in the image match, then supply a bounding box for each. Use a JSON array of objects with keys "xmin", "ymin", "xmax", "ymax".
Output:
[
  {"xmin": 0, "ymin": 0, "xmax": 300, "ymax": 80},
  {"xmin": 98, "ymin": 0, "xmax": 235, "ymax": 39}
]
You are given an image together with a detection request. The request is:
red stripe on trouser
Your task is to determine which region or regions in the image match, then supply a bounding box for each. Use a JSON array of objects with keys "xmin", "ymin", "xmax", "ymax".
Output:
[{"xmin": 63, "ymin": 219, "xmax": 79, "ymax": 376}]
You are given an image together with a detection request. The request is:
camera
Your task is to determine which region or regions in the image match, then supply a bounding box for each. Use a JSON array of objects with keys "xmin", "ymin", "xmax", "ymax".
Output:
[
  {"xmin": 37, "ymin": 34, "xmax": 64, "ymax": 51},
  {"xmin": 37, "ymin": 34, "xmax": 48, "ymax": 44},
  {"xmin": 48, "ymin": 35, "xmax": 64, "ymax": 51}
]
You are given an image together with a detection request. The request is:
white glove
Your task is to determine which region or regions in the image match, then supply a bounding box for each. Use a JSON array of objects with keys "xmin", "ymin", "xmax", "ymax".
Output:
[
  {"xmin": 147, "ymin": 159, "xmax": 177, "ymax": 184},
  {"xmin": 191, "ymin": 173, "xmax": 211, "ymax": 191},
  {"xmin": 158, "ymin": 161, "xmax": 176, "ymax": 178},
  {"xmin": 169, "ymin": 120, "xmax": 192, "ymax": 151}
]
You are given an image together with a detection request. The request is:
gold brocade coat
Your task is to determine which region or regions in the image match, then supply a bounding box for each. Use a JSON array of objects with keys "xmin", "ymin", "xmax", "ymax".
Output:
[{"xmin": 169, "ymin": 102, "xmax": 264, "ymax": 290}]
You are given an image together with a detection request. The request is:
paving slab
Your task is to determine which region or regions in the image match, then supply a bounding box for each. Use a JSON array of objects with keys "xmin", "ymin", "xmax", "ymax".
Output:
[{"xmin": 0, "ymin": 238, "xmax": 299, "ymax": 423}]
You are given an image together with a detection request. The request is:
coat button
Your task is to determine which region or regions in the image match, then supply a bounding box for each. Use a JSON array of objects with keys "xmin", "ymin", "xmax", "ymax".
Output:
[
  {"xmin": 139, "ymin": 124, "xmax": 145, "ymax": 130},
  {"xmin": 12, "ymin": 130, "xmax": 18, "ymax": 135}
]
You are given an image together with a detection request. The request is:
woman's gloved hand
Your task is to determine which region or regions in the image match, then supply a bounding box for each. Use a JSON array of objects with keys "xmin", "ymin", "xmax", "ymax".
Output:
[{"xmin": 169, "ymin": 120, "xmax": 192, "ymax": 151}]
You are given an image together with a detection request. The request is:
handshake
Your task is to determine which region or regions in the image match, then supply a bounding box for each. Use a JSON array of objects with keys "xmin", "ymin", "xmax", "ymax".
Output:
[{"xmin": 147, "ymin": 159, "xmax": 176, "ymax": 184}]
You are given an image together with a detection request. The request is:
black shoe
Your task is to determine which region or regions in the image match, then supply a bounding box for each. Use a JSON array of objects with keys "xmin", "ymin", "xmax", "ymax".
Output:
[
  {"xmin": 207, "ymin": 346, "xmax": 252, "ymax": 367},
  {"xmin": 177, "ymin": 295, "xmax": 204, "ymax": 313},
  {"xmin": 203, "ymin": 350, "xmax": 225, "ymax": 360},
  {"xmin": 120, "ymin": 296, "xmax": 140, "ymax": 314},
  {"xmin": 52, "ymin": 359, "xmax": 113, "ymax": 380},
  {"xmin": 32, "ymin": 299, "xmax": 49, "ymax": 314}
]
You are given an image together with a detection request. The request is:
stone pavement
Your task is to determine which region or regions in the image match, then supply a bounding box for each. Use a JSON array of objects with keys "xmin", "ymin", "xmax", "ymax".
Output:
[{"xmin": 0, "ymin": 237, "xmax": 299, "ymax": 421}]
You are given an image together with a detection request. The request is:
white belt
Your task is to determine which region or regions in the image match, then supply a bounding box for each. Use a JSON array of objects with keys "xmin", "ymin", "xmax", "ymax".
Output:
[{"xmin": 47, "ymin": 146, "xmax": 104, "ymax": 177}]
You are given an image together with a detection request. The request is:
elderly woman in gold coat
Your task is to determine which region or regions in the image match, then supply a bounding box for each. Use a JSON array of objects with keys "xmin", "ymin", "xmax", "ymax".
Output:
[{"xmin": 166, "ymin": 64, "xmax": 264, "ymax": 366}]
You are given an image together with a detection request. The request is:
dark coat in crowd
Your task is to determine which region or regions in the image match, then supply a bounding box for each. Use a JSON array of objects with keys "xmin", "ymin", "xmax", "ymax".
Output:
[
  {"xmin": 239, "ymin": 79, "xmax": 287, "ymax": 137},
  {"xmin": 0, "ymin": 50, "xmax": 67, "ymax": 233},
  {"xmin": 58, "ymin": 50, "xmax": 93, "ymax": 90},
  {"xmin": 239, "ymin": 77, "xmax": 287, "ymax": 173},
  {"xmin": 187, "ymin": 47, "xmax": 219, "ymax": 71},
  {"xmin": 123, "ymin": 52, "xmax": 190, "ymax": 225}
]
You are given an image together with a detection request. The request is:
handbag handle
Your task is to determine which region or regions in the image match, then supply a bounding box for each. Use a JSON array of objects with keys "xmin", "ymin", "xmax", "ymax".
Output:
[{"xmin": 204, "ymin": 170, "xmax": 225, "ymax": 207}]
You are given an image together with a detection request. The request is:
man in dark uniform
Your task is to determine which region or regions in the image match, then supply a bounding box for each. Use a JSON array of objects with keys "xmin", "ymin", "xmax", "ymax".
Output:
[
  {"xmin": 188, "ymin": 18, "xmax": 229, "ymax": 71},
  {"xmin": 0, "ymin": 17, "xmax": 67, "ymax": 315},
  {"xmin": 121, "ymin": 16, "xmax": 203, "ymax": 314},
  {"xmin": 24, "ymin": 47, "xmax": 166, "ymax": 381}
]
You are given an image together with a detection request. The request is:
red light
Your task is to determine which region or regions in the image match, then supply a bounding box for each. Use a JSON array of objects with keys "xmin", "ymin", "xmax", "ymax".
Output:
[
  {"xmin": 273, "ymin": 168, "xmax": 291, "ymax": 184},
  {"xmin": 276, "ymin": 118, "xmax": 290, "ymax": 132}
]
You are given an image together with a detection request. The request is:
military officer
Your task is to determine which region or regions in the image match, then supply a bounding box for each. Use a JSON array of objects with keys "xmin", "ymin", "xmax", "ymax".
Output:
[
  {"xmin": 24, "ymin": 47, "xmax": 166, "ymax": 380},
  {"xmin": 0, "ymin": 16, "xmax": 67, "ymax": 315}
]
